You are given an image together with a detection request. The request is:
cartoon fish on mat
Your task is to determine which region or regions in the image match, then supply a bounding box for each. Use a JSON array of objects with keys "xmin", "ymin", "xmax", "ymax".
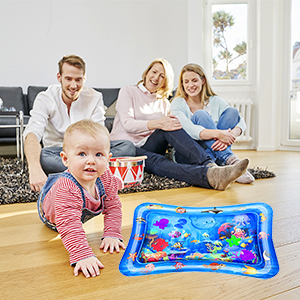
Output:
[
  {"xmin": 191, "ymin": 239, "xmax": 200, "ymax": 243},
  {"xmin": 173, "ymin": 262, "xmax": 186, "ymax": 270},
  {"xmin": 260, "ymin": 213, "xmax": 267, "ymax": 222},
  {"xmin": 169, "ymin": 230, "xmax": 182, "ymax": 238},
  {"xmin": 136, "ymin": 217, "xmax": 146, "ymax": 223},
  {"xmin": 201, "ymin": 207, "xmax": 223, "ymax": 214},
  {"xmin": 133, "ymin": 234, "xmax": 145, "ymax": 241},
  {"xmin": 171, "ymin": 242, "xmax": 183, "ymax": 249},
  {"xmin": 242, "ymin": 265, "xmax": 258, "ymax": 275}
]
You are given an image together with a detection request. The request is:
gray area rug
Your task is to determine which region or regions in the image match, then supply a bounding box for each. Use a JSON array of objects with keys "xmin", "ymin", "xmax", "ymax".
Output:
[{"xmin": 0, "ymin": 157, "xmax": 276, "ymax": 205}]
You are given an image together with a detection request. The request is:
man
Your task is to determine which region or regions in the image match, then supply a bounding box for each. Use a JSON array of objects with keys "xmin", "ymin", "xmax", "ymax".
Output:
[{"xmin": 24, "ymin": 55, "xmax": 135, "ymax": 192}]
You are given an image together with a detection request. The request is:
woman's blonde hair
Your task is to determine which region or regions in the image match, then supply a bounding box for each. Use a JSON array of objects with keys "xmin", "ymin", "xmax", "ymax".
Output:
[
  {"xmin": 137, "ymin": 58, "xmax": 174, "ymax": 99},
  {"xmin": 174, "ymin": 63, "xmax": 216, "ymax": 104}
]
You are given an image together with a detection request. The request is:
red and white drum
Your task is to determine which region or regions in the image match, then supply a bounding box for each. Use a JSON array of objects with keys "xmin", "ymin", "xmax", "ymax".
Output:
[{"xmin": 109, "ymin": 156, "xmax": 147, "ymax": 188}]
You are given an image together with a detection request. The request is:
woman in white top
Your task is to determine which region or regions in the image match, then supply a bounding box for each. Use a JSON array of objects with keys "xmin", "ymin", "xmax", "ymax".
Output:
[
  {"xmin": 110, "ymin": 58, "xmax": 250, "ymax": 190},
  {"xmin": 171, "ymin": 63, "xmax": 254, "ymax": 184}
]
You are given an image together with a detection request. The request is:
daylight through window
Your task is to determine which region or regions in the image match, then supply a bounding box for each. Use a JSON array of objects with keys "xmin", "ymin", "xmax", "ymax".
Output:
[{"xmin": 212, "ymin": 4, "xmax": 247, "ymax": 81}]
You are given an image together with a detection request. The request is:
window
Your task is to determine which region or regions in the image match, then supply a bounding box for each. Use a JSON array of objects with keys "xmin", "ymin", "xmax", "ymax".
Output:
[
  {"xmin": 204, "ymin": 0, "xmax": 255, "ymax": 85},
  {"xmin": 212, "ymin": 4, "xmax": 247, "ymax": 80}
]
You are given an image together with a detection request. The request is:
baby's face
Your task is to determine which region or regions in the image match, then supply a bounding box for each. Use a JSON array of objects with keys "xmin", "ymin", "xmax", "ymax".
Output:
[{"xmin": 61, "ymin": 130, "xmax": 111, "ymax": 186}]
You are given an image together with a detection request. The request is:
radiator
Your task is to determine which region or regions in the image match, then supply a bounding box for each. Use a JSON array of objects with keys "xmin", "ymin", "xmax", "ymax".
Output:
[{"xmin": 226, "ymin": 98, "xmax": 253, "ymax": 143}]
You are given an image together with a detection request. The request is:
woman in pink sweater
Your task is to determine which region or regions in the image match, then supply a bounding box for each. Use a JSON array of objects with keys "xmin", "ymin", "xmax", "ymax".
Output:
[{"xmin": 110, "ymin": 59, "xmax": 249, "ymax": 190}]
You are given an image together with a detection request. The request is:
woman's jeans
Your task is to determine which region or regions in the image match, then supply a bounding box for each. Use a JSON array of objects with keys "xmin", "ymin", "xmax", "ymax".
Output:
[
  {"xmin": 40, "ymin": 140, "xmax": 136, "ymax": 175},
  {"xmin": 135, "ymin": 128, "xmax": 214, "ymax": 188},
  {"xmin": 190, "ymin": 107, "xmax": 240, "ymax": 165}
]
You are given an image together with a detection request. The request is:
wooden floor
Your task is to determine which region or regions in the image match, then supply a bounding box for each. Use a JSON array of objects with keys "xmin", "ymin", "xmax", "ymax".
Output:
[{"xmin": 1, "ymin": 150, "xmax": 300, "ymax": 300}]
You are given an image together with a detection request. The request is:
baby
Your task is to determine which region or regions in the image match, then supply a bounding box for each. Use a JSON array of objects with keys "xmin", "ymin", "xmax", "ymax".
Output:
[{"xmin": 37, "ymin": 119, "xmax": 125, "ymax": 278}]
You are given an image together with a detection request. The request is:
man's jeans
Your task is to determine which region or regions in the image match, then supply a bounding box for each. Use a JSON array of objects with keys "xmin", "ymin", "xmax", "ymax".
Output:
[{"xmin": 40, "ymin": 140, "xmax": 136, "ymax": 175}]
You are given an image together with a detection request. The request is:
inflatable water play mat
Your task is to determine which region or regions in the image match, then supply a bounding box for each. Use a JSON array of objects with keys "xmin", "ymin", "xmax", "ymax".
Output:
[{"xmin": 119, "ymin": 202, "xmax": 279, "ymax": 279}]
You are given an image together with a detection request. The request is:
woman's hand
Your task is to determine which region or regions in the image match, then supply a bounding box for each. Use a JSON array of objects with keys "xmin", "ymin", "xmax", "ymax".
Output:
[
  {"xmin": 211, "ymin": 139, "xmax": 228, "ymax": 151},
  {"xmin": 217, "ymin": 129, "xmax": 236, "ymax": 145},
  {"xmin": 148, "ymin": 115, "xmax": 182, "ymax": 131}
]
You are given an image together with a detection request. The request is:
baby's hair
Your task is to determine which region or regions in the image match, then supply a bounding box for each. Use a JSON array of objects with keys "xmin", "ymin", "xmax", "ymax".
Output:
[{"xmin": 63, "ymin": 119, "xmax": 109, "ymax": 151}]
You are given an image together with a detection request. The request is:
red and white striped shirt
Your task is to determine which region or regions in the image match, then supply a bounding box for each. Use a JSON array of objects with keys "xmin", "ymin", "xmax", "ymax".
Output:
[{"xmin": 43, "ymin": 168, "xmax": 123, "ymax": 265}]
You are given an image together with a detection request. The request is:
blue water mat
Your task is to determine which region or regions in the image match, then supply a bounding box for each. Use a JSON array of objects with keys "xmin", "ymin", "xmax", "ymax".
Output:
[{"xmin": 119, "ymin": 202, "xmax": 279, "ymax": 279}]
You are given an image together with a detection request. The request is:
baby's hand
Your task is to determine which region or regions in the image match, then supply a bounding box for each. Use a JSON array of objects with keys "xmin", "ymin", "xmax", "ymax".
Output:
[
  {"xmin": 74, "ymin": 256, "xmax": 104, "ymax": 278},
  {"xmin": 100, "ymin": 237, "xmax": 126, "ymax": 254}
]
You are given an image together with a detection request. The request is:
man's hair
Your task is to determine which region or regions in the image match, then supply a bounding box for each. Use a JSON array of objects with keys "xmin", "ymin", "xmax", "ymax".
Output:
[
  {"xmin": 58, "ymin": 55, "xmax": 86, "ymax": 75},
  {"xmin": 63, "ymin": 119, "xmax": 109, "ymax": 151}
]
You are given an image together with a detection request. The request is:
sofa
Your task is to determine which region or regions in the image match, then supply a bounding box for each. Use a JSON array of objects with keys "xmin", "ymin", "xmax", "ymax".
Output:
[{"xmin": 0, "ymin": 86, "xmax": 120, "ymax": 146}]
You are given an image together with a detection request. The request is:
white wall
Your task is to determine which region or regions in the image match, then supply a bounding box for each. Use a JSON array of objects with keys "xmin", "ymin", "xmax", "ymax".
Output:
[
  {"xmin": 0, "ymin": 0, "xmax": 296, "ymax": 151},
  {"xmin": 0, "ymin": 0, "xmax": 188, "ymax": 90}
]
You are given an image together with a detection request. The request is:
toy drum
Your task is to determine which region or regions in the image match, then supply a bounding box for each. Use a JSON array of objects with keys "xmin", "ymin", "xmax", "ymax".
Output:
[{"xmin": 109, "ymin": 156, "xmax": 147, "ymax": 188}]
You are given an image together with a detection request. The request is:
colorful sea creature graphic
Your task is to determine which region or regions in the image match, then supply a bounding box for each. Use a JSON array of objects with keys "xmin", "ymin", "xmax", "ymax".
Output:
[
  {"xmin": 190, "ymin": 216, "xmax": 215, "ymax": 229},
  {"xmin": 174, "ymin": 218, "xmax": 187, "ymax": 229},
  {"xmin": 168, "ymin": 230, "xmax": 182, "ymax": 238},
  {"xmin": 232, "ymin": 227, "xmax": 247, "ymax": 238},
  {"xmin": 133, "ymin": 234, "xmax": 145, "ymax": 241},
  {"xmin": 201, "ymin": 207, "xmax": 223, "ymax": 214},
  {"xmin": 175, "ymin": 207, "xmax": 187, "ymax": 214},
  {"xmin": 205, "ymin": 242, "xmax": 222, "ymax": 253},
  {"xmin": 140, "ymin": 251, "xmax": 167, "ymax": 262},
  {"xmin": 140, "ymin": 263, "xmax": 155, "ymax": 274},
  {"xmin": 235, "ymin": 250, "xmax": 257, "ymax": 263},
  {"xmin": 183, "ymin": 232, "xmax": 191, "ymax": 238},
  {"xmin": 202, "ymin": 232, "xmax": 209, "ymax": 238},
  {"xmin": 171, "ymin": 242, "xmax": 183, "ymax": 249},
  {"xmin": 218, "ymin": 223, "xmax": 234, "ymax": 239},
  {"xmin": 242, "ymin": 265, "xmax": 258, "ymax": 275},
  {"xmin": 151, "ymin": 238, "xmax": 169, "ymax": 252},
  {"xmin": 145, "ymin": 263, "xmax": 155, "ymax": 271},
  {"xmin": 260, "ymin": 213, "xmax": 267, "ymax": 222},
  {"xmin": 136, "ymin": 216, "xmax": 146, "ymax": 223},
  {"xmin": 191, "ymin": 239, "xmax": 200, "ymax": 243},
  {"xmin": 226, "ymin": 235, "xmax": 241, "ymax": 246},
  {"xmin": 203, "ymin": 263, "xmax": 225, "ymax": 271},
  {"xmin": 127, "ymin": 252, "xmax": 137, "ymax": 261},
  {"xmin": 233, "ymin": 214, "xmax": 250, "ymax": 226},
  {"xmin": 153, "ymin": 218, "xmax": 169, "ymax": 229},
  {"xmin": 147, "ymin": 204, "xmax": 163, "ymax": 210},
  {"xmin": 258, "ymin": 231, "xmax": 269, "ymax": 239},
  {"xmin": 173, "ymin": 262, "xmax": 186, "ymax": 270}
]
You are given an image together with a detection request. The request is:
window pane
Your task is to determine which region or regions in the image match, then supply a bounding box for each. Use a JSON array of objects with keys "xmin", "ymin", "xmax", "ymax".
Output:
[
  {"xmin": 290, "ymin": 0, "xmax": 300, "ymax": 140},
  {"xmin": 212, "ymin": 4, "xmax": 247, "ymax": 80}
]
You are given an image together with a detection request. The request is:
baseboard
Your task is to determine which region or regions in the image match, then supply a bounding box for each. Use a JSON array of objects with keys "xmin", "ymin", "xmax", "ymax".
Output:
[
  {"xmin": 0, "ymin": 145, "xmax": 17, "ymax": 157},
  {"xmin": 255, "ymin": 146, "xmax": 279, "ymax": 151}
]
